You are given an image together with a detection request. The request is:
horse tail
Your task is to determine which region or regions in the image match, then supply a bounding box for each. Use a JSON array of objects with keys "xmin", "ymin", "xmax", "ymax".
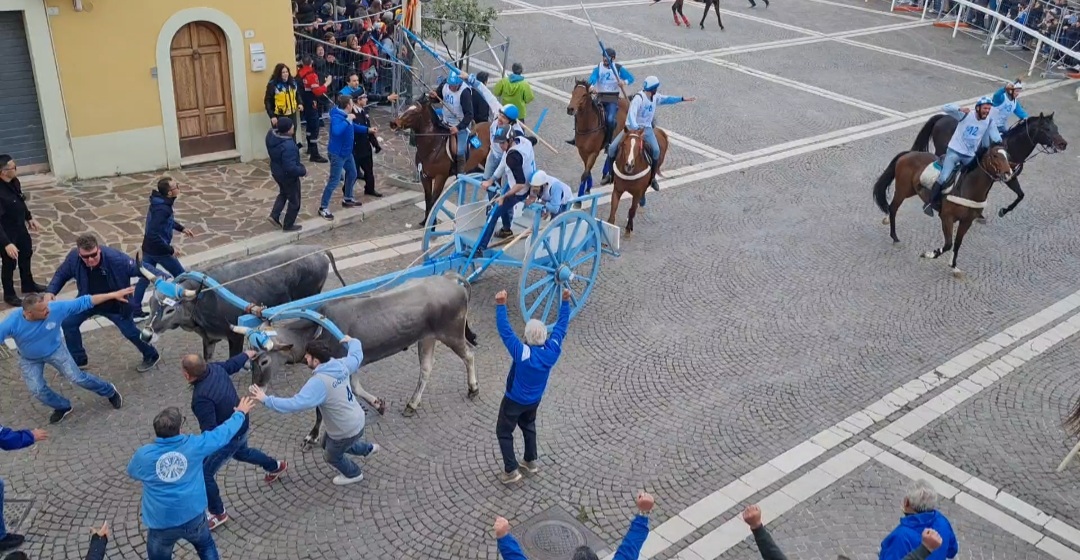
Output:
[
  {"xmin": 324, "ymin": 250, "xmax": 347, "ymax": 287},
  {"xmin": 1064, "ymin": 395, "xmax": 1080, "ymax": 438},
  {"xmin": 873, "ymin": 152, "xmax": 906, "ymax": 215},
  {"xmin": 911, "ymin": 114, "xmax": 946, "ymax": 152},
  {"xmin": 445, "ymin": 271, "xmax": 478, "ymax": 347}
]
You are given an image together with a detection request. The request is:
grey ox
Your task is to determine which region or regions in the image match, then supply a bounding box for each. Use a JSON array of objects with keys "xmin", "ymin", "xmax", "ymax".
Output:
[
  {"xmin": 232, "ymin": 272, "xmax": 479, "ymax": 447},
  {"xmin": 139, "ymin": 245, "xmax": 346, "ymax": 360}
]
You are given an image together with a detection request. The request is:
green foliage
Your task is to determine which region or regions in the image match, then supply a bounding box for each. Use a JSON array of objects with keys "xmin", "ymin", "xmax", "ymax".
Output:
[{"xmin": 422, "ymin": 0, "xmax": 499, "ymax": 68}]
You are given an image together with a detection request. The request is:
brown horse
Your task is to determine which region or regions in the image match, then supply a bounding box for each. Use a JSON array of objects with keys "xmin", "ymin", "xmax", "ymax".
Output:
[
  {"xmin": 388, "ymin": 97, "xmax": 490, "ymax": 225},
  {"xmin": 566, "ymin": 80, "xmax": 628, "ymax": 199},
  {"xmin": 608, "ymin": 128, "xmax": 668, "ymax": 235},
  {"xmin": 872, "ymin": 143, "xmax": 1012, "ymax": 277}
]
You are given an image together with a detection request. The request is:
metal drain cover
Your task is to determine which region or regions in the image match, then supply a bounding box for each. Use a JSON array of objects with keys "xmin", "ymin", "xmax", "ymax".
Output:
[
  {"xmin": 511, "ymin": 506, "xmax": 609, "ymax": 560},
  {"xmin": 3, "ymin": 498, "xmax": 33, "ymax": 531}
]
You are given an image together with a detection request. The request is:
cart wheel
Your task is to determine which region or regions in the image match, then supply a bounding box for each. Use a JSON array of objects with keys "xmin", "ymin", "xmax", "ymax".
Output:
[
  {"xmin": 421, "ymin": 173, "xmax": 487, "ymax": 263},
  {"xmin": 519, "ymin": 210, "xmax": 603, "ymax": 329}
]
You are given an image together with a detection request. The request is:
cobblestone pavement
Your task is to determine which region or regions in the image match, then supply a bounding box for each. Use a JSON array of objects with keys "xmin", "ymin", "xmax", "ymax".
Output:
[
  {"xmin": 4, "ymin": 0, "xmax": 1080, "ymax": 558},
  {"xmin": 14, "ymin": 105, "xmax": 417, "ymax": 289}
]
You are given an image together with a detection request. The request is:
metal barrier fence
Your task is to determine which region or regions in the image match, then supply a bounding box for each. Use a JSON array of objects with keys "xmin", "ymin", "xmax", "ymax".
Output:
[{"xmin": 872, "ymin": 0, "xmax": 1080, "ymax": 78}]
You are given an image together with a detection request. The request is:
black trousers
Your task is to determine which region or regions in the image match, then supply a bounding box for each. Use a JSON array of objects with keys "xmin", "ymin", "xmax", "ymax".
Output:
[
  {"xmin": 354, "ymin": 152, "xmax": 376, "ymax": 194},
  {"xmin": 1, "ymin": 234, "xmax": 36, "ymax": 298},
  {"xmin": 701, "ymin": 0, "xmax": 723, "ymax": 27},
  {"xmin": 270, "ymin": 176, "xmax": 301, "ymax": 228},
  {"xmin": 496, "ymin": 396, "xmax": 539, "ymax": 473}
]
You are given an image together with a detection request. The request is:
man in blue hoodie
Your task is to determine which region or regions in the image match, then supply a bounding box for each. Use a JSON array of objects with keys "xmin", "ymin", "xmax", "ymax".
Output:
[
  {"xmin": 184, "ymin": 351, "xmax": 287, "ymax": 531},
  {"xmin": 46, "ymin": 234, "xmax": 161, "ymax": 372},
  {"xmin": 132, "ymin": 177, "xmax": 194, "ymax": 319},
  {"xmin": 493, "ymin": 287, "xmax": 571, "ymax": 484},
  {"xmin": 319, "ymin": 95, "xmax": 375, "ymax": 220},
  {"xmin": 127, "ymin": 398, "xmax": 256, "ymax": 560},
  {"xmin": 0, "ymin": 422, "xmax": 47, "ymax": 553},
  {"xmin": 879, "ymin": 479, "xmax": 959, "ymax": 560},
  {"xmin": 249, "ymin": 336, "xmax": 380, "ymax": 486},
  {"xmin": 494, "ymin": 491, "xmax": 652, "ymax": 560}
]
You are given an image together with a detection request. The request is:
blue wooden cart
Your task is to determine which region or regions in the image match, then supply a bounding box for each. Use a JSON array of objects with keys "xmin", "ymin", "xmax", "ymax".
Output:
[{"xmin": 146, "ymin": 173, "xmax": 621, "ymax": 351}]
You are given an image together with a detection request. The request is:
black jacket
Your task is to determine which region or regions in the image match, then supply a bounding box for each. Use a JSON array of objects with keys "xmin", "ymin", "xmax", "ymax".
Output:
[
  {"xmin": 140, "ymin": 191, "xmax": 185, "ymax": 257},
  {"xmin": 0, "ymin": 177, "xmax": 32, "ymax": 247},
  {"xmin": 350, "ymin": 106, "xmax": 381, "ymax": 157},
  {"xmin": 266, "ymin": 129, "xmax": 308, "ymax": 181}
]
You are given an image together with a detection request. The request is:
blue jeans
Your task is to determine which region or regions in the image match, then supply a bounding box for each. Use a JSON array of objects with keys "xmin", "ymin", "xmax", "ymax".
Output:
[
  {"xmin": 606, "ymin": 127, "xmax": 660, "ymax": 161},
  {"xmin": 62, "ymin": 307, "xmax": 158, "ymax": 365},
  {"xmin": 455, "ymin": 128, "xmax": 469, "ymax": 160},
  {"xmin": 0, "ymin": 478, "xmax": 6, "ymax": 539},
  {"xmin": 601, "ymin": 101, "xmax": 618, "ymax": 135},
  {"xmin": 935, "ymin": 148, "xmax": 974, "ymax": 187},
  {"xmin": 483, "ymin": 148, "xmax": 503, "ymax": 181},
  {"xmin": 321, "ymin": 152, "xmax": 357, "ymax": 209},
  {"xmin": 146, "ymin": 513, "xmax": 218, "ymax": 560},
  {"xmin": 132, "ymin": 254, "xmax": 185, "ymax": 315},
  {"xmin": 203, "ymin": 431, "xmax": 278, "ymax": 516},
  {"xmin": 322, "ymin": 428, "xmax": 374, "ymax": 479},
  {"xmin": 475, "ymin": 192, "xmax": 527, "ymax": 250},
  {"xmin": 19, "ymin": 346, "xmax": 115, "ymax": 410}
]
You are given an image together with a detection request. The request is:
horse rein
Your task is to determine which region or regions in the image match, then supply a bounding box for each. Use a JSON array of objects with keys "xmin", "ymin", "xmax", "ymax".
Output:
[{"xmin": 572, "ymin": 84, "xmax": 607, "ymax": 137}]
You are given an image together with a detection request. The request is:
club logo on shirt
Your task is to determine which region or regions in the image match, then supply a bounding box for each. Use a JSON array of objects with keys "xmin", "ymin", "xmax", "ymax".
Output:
[
  {"xmin": 45, "ymin": 322, "xmax": 56, "ymax": 330},
  {"xmin": 156, "ymin": 451, "xmax": 188, "ymax": 482}
]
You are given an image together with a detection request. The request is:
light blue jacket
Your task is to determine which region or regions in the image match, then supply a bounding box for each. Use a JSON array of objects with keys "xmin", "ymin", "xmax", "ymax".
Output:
[
  {"xmin": 587, "ymin": 63, "xmax": 635, "ymax": 88},
  {"xmin": 126, "ymin": 411, "xmax": 245, "ymax": 529},
  {"xmin": 990, "ymin": 87, "xmax": 1028, "ymax": 126},
  {"xmin": 942, "ymin": 104, "xmax": 1002, "ymax": 147},
  {"xmin": 263, "ymin": 339, "xmax": 364, "ymax": 414},
  {"xmin": 627, "ymin": 92, "xmax": 686, "ymax": 130}
]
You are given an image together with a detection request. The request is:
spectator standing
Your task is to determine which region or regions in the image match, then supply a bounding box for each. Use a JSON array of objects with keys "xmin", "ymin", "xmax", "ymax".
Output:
[
  {"xmin": 184, "ymin": 351, "xmax": 287, "ymax": 531},
  {"xmin": 350, "ymin": 88, "xmax": 398, "ymax": 198},
  {"xmin": 879, "ymin": 479, "xmax": 959, "ymax": 560},
  {"xmin": 46, "ymin": 234, "xmax": 161, "ymax": 372},
  {"xmin": 249, "ymin": 336, "xmax": 381, "ymax": 486},
  {"xmin": 472, "ymin": 72, "xmax": 493, "ymax": 123},
  {"xmin": 0, "ymin": 422, "xmax": 46, "ymax": 553},
  {"xmin": 319, "ymin": 95, "xmax": 376, "ymax": 220},
  {"xmin": 493, "ymin": 63, "xmax": 536, "ymax": 123},
  {"xmin": 265, "ymin": 63, "xmax": 302, "ymax": 146},
  {"xmin": 127, "ymin": 401, "xmax": 256, "ymax": 560},
  {"xmin": 0, "ymin": 155, "xmax": 45, "ymax": 307},
  {"xmin": 266, "ymin": 116, "xmax": 308, "ymax": 232},
  {"xmin": 132, "ymin": 177, "xmax": 195, "ymax": 319},
  {"xmin": 296, "ymin": 56, "xmax": 333, "ymax": 163},
  {"xmin": 493, "ymin": 287, "xmax": 571, "ymax": 484},
  {"xmin": 495, "ymin": 491, "xmax": 653, "ymax": 559},
  {"xmin": 0, "ymin": 292, "xmax": 127, "ymax": 424}
]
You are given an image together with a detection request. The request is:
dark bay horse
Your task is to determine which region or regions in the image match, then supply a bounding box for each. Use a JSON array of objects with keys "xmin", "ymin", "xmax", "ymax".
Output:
[
  {"xmin": 609, "ymin": 128, "xmax": 668, "ymax": 235},
  {"xmin": 389, "ymin": 98, "xmax": 491, "ymax": 225},
  {"xmin": 567, "ymin": 80, "xmax": 628, "ymax": 199},
  {"xmin": 872, "ymin": 143, "xmax": 1012, "ymax": 277},
  {"xmin": 910, "ymin": 113, "xmax": 1067, "ymax": 218}
]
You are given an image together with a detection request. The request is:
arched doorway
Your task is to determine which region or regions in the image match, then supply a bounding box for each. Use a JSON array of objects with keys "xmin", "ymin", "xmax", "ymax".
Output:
[{"xmin": 170, "ymin": 21, "xmax": 235, "ymax": 157}]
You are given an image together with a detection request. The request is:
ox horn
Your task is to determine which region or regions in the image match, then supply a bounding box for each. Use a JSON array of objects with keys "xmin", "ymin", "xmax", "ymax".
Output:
[
  {"xmin": 230, "ymin": 325, "xmax": 252, "ymax": 335},
  {"xmin": 139, "ymin": 266, "xmax": 157, "ymax": 281},
  {"xmin": 182, "ymin": 289, "xmax": 197, "ymax": 299}
]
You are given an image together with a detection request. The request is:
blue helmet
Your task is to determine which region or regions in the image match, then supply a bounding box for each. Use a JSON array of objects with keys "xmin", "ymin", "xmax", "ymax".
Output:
[
  {"xmin": 446, "ymin": 72, "xmax": 463, "ymax": 87},
  {"xmin": 975, "ymin": 96, "xmax": 993, "ymax": 108},
  {"xmin": 500, "ymin": 104, "xmax": 520, "ymax": 121},
  {"xmin": 643, "ymin": 75, "xmax": 660, "ymax": 92},
  {"xmin": 604, "ymin": 48, "xmax": 616, "ymax": 59}
]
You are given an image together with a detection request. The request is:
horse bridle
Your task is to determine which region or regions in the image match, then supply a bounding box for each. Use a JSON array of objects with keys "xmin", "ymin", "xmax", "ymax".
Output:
[{"xmin": 572, "ymin": 84, "xmax": 606, "ymax": 137}]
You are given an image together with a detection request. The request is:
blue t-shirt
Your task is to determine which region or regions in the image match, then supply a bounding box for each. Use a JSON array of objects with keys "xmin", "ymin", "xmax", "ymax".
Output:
[{"xmin": 0, "ymin": 296, "xmax": 93, "ymax": 360}]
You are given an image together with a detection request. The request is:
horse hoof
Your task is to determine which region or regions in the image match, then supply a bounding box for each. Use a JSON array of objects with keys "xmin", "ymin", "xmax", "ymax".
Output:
[
  {"xmin": 301, "ymin": 437, "xmax": 315, "ymax": 451},
  {"xmin": 403, "ymin": 405, "xmax": 417, "ymax": 417},
  {"xmin": 952, "ymin": 268, "xmax": 964, "ymax": 278},
  {"xmin": 921, "ymin": 251, "xmax": 936, "ymax": 259},
  {"xmin": 467, "ymin": 387, "xmax": 480, "ymax": 399},
  {"xmin": 881, "ymin": 216, "xmax": 891, "ymax": 225},
  {"xmin": 975, "ymin": 216, "xmax": 987, "ymax": 225},
  {"xmin": 997, "ymin": 208, "xmax": 1007, "ymax": 218}
]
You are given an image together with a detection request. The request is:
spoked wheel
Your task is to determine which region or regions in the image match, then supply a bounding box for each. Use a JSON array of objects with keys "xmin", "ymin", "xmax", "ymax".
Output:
[
  {"xmin": 421, "ymin": 173, "xmax": 488, "ymax": 264},
  {"xmin": 519, "ymin": 210, "xmax": 603, "ymax": 329}
]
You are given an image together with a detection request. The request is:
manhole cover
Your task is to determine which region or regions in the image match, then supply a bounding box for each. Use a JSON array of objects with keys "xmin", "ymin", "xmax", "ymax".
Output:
[
  {"xmin": 511, "ymin": 506, "xmax": 609, "ymax": 560},
  {"xmin": 3, "ymin": 498, "xmax": 33, "ymax": 531},
  {"xmin": 524, "ymin": 520, "xmax": 587, "ymax": 555}
]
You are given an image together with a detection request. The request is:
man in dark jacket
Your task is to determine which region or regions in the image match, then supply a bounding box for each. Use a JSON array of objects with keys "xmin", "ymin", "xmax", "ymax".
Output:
[
  {"xmin": 349, "ymin": 88, "xmax": 397, "ymax": 198},
  {"xmin": 46, "ymin": 234, "xmax": 161, "ymax": 372},
  {"xmin": 0, "ymin": 422, "xmax": 46, "ymax": 553},
  {"xmin": 183, "ymin": 351, "xmax": 286, "ymax": 531},
  {"xmin": 266, "ymin": 117, "xmax": 307, "ymax": 232},
  {"xmin": 0, "ymin": 155, "xmax": 45, "ymax": 307},
  {"xmin": 132, "ymin": 177, "xmax": 194, "ymax": 319},
  {"xmin": 472, "ymin": 71, "xmax": 492, "ymax": 123}
]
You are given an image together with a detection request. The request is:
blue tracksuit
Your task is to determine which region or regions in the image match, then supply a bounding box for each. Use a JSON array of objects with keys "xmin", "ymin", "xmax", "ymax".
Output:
[{"xmin": 879, "ymin": 510, "xmax": 959, "ymax": 560}]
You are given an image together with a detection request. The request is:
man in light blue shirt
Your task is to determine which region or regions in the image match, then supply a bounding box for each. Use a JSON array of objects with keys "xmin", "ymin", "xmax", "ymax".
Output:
[
  {"xmin": 249, "ymin": 336, "xmax": 379, "ymax": 486},
  {"xmin": 0, "ymin": 289, "xmax": 132, "ymax": 424},
  {"xmin": 526, "ymin": 171, "xmax": 573, "ymax": 219},
  {"xmin": 126, "ymin": 398, "xmax": 255, "ymax": 560}
]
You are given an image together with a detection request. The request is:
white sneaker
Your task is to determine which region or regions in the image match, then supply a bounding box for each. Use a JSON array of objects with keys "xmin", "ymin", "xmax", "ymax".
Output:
[
  {"xmin": 333, "ymin": 472, "xmax": 365, "ymax": 486},
  {"xmin": 367, "ymin": 443, "xmax": 381, "ymax": 457}
]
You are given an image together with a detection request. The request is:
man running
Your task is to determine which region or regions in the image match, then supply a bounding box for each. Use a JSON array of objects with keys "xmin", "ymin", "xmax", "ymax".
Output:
[
  {"xmin": 566, "ymin": 49, "xmax": 635, "ymax": 148},
  {"xmin": 601, "ymin": 76, "xmax": 695, "ymax": 191},
  {"xmin": 925, "ymin": 97, "xmax": 1001, "ymax": 216}
]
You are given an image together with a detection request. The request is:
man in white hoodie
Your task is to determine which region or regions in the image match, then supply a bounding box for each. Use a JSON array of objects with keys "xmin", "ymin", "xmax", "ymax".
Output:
[{"xmin": 248, "ymin": 336, "xmax": 379, "ymax": 486}]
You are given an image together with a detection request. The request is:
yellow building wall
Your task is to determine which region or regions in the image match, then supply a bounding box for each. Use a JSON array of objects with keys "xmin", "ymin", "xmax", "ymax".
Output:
[{"xmin": 44, "ymin": 0, "xmax": 294, "ymax": 137}]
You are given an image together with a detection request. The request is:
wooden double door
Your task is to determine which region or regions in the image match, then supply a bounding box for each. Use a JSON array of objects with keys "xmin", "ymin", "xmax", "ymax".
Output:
[{"xmin": 171, "ymin": 21, "xmax": 236, "ymax": 157}]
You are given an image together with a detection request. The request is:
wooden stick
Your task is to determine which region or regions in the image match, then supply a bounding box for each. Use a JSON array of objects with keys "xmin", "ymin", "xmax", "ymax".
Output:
[
  {"xmin": 520, "ymin": 121, "xmax": 559, "ymax": 155},
  {"xmin": 1057, "ymin": 438, "xmax": 1080, "ymax": 472}
]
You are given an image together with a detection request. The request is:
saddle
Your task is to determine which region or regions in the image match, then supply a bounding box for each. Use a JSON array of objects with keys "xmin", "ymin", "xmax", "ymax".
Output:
[{"xmin": 919, "ymin": 156, "xmax": 963, "ymax": 193}]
